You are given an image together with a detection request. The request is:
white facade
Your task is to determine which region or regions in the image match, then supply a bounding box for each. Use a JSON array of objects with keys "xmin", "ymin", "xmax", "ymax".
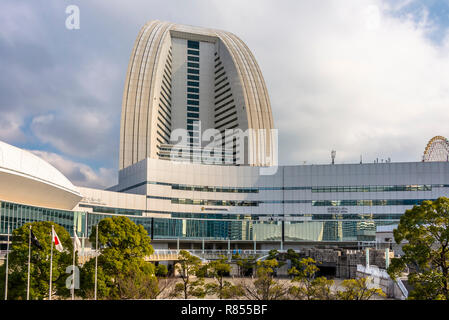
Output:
[
  {"xmin": 105, "ymin": 157, "xmax": 449, "ymax": 241},
  {"xmin": 113, "ymin": 159, "xmax": 449, "ymax": 216},
  {"xmin": 0, "ymin": 141, "xmax": 81, "ymax": 210},
  {"xmin": 119, "ymin": 20, "xmax": 274, "ymax": 169}
]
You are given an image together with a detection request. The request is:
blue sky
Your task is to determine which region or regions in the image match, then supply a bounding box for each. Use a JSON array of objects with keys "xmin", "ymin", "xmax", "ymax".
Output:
[
  {"xmin": 1, "ymin": 0, "xmax": 449, "ymax": 188},
  {"xmin": 391, "ymin": 0, "xmax": 449, "ymax": 41}
]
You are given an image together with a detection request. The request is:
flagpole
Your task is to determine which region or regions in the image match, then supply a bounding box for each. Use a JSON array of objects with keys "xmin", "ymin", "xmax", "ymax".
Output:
[
  {"xmin": 4, "ymin": 224, "xmax": 10, "ymax": 300},
  {"xmin": 82, "ymin": 232, "xmax": 85, "ymax": 264},
  {"xmin": 94, "ymin": 223, "xmax": 98, "ymax": 300},
  {"xmin": 72, "ymin": 226, "xmax": 76, "ymax": 300},
  {"xmin": 49, "ymin": 225, "xmax": 54, "ymax": 300},
  {"xmin": 27, "ymin": 225, "xmax": 31, "ymax": 300}
]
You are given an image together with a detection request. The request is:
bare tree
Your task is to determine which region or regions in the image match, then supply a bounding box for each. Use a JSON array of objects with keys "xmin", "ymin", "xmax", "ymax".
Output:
[{"xmin": 239, "ymin": 259, "xmax": 290, "ymax": 300}]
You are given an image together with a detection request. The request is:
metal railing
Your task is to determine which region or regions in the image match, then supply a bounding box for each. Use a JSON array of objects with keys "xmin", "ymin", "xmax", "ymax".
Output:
[
  {"xmin": 184, "ymin": 249, "xmax": 271, "ymax": 256},
  {"xmin": 356, "ymin": 264, "xmax": 409, "ymax": 300},
  {"xmin": 357, "ymin": 240, "xmax": 393, "ymax": 250},
  {"xmin": 395, "ymin": 278, "xmax": 409, "ymax": 300}
]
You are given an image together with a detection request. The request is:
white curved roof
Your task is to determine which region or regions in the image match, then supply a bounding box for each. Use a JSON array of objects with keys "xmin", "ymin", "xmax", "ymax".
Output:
[{"xmin": 0, "ymin": 141, "xmax": 82, "ymax": 210}]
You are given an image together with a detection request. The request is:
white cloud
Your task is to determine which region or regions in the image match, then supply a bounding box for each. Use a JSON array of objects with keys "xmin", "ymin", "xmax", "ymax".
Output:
[
  {"xmin": 0, "ymin": 2, "xmax": 46, "ymax": 45},
  {"xmin": 0, "ymin": 113, "xmax": 26, "ymax": 144},
  {"xmin": 86, "ymin": 0, "xmax": 449, "ymax": 165},
  {"xmin": 76, "ymin": 59, "xmax": 121, "ymax": 103},
  {"xmin": 2, "ymin": 0, "xmax": 449, "ymax": 170},
  {"xmin": 206, "ymin": 0, "xmax": 449, "ymax": 164},
  {"xmin": 29, "ymin": 150, "xmax": 117, "ymax": 189},
  {"xmin": 30, "ymin": 110, "xmax": 116, "ymax": 159}
]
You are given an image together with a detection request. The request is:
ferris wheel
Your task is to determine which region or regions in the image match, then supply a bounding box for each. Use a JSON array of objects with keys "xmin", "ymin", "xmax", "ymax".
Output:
[{"xmin": 422, "ymin": 136, "xmax": 449, "ymax": 162}]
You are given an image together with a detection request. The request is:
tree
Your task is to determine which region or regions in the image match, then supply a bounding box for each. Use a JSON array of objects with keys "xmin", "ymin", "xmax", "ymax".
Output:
[
  {"xmin": 267, "ymin": 249, "xmax": 279, "ymax": 260},
  {"xmin": 285, "ymin": 249, "xmax": 302, "ymax": 271},
  {"xmin": 388, "ymin": 197, "xmax": 449, "ymax": 300},
  {"xmin": 289, "ymin": 257, "xmax": 335, "ymax": 300},
  {"xmin": 232, "ymin": 253, "xmax": 256, "ymax": 277},
  {"xmin": 155, "ymin": 264, "xmax": 168, "ymax": 277},
  {"xmin": 337, "ymin": 277, "xmax": 386, "ymax": 300},
  {"xmin": 205, "ymin": 256, "xmax": 244, "ymax": 299},
  {"xmin": 116, "ymin": 265, "xmax": 159, "ymax": 299},
  {"xmin": 0, "ymin": 221, "xmax": 74, "ymax": 300},
  {"xmin": 307, "ymin": 276, "xmax": 335, "ymax": 300},
  {"xmin": 241, "ymin": 258, "xmax": 290, "ymax": 300},
  {"xmin": 266, "ymin": 249, "xmax": 286, "ymax": 273},
  {"xmin": 170, "ymin": 250, "xmax": 206, "ymax": 299},
  {"xmin": 79, "ymin": 216, "xmax": 155, "ymax": 299},
  {"xmin": 152, "ymin": 263, "xmax": 178, "ymax": 299}
]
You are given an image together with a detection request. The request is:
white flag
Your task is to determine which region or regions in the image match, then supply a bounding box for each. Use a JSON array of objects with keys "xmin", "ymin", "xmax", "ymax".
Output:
[
  {"xmin": 74, "ymin": 232, "xmax": 81, "ymax": 252},
  {"xmin": 52, "ymin": 227, "xmax": 64, "ymax": 252}
]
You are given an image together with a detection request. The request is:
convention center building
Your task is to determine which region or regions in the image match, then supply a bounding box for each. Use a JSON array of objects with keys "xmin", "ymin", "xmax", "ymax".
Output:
[{"xmin": 1, "ymin": 21, "xmax": 448, "ymax": 250}]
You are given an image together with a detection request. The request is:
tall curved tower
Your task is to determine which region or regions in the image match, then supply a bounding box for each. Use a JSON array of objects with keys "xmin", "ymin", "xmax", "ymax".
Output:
[{"xmin": 119, "ymin": 20, "xmax": 274, "ymax": 170}]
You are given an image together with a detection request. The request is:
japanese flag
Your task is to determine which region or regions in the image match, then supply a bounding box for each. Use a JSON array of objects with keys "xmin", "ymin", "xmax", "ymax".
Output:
[{"xmin": 52, "ymin": 227, "xmax": 64, "ymax": 252}]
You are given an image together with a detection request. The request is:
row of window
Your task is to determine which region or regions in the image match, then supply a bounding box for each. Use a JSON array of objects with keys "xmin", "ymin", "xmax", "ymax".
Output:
[
  {"xmin": 0, "ymin": 201, "xmax": 84, "ymax": 236},
  {"xmin": 187, "ymin": 80, "xmax": 199, "ymax": 87},
  {"xmin": 0, "ymin": 200, "xmax": 398, "ymax": 242},
  {"xmin": 147, "ymin": 195, "xmax": 433, "ymax": 208},
  {"xmin": 172, "ymin": 184, "xmax": 258, "ymax": 193},
  {"xmin": 86, "ymin": 212, "xmax": 393, "ymax": 242},
  {"xmin": 157, "ymin": 147, "xmax": 233, "ymax": 155},
  {"xmin": 213, "ymin": 55, "xmax": 236, "ymax": 134},
  {"xmin": 78, "ymin": 204, "xmax": 143, "ymax": 216},
  {"xmin": 188, "ymin": 40, "xmax": 199, "ymax": 49},
  {"xmin": 186, "ymin": 41, "xmax": 200, "ymax": 146},
  {"xmin": 157, "ymin": 51, "xmax": 173, "ymax": 148},
  {"xmin": 170, "ymin": 183, "xmax": 444, "ymax": 193},
  {"xmin": 119, "ymin": 180, "xmax": 449, "ymax": 195},
  {"xmin": 149, "ymin": 210, "xmax": 402, "ymax": 221},
  {"xmin": 187, "ymin": 106, "xmax": 199, "ymax": 113},
  {"xmin": 312, "ymin": 185, "xmax": 434, "ymax": 193},
  {"xmin": 171, "ymin": 198, "xmax": 259, "ymax": 206},
  {"xmin": 188, "ymin": 62, "xmax": 199, "ymax": 68},
  {"xmin": 311, "ymin": 199, "xmax": 431, "ymax": 206},
  {"xmin": 188, "ymin": 99, "xmax": 199, "ymax": 105}
]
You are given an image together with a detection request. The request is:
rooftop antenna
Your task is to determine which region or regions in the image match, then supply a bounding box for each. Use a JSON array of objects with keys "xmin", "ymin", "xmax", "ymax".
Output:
[{"xmin": 331, "ymin": 150, "xmax": 336, "ymax": 165}]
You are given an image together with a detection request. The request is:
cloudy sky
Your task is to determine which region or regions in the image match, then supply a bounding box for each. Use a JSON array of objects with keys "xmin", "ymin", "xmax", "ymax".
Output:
[{"xmin": 1, "ymin": 0, "xmax": 449, "ymax": 188}]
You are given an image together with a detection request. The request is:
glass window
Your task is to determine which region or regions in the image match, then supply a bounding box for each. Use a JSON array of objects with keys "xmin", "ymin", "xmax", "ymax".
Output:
[
  {"xmin": 187, "ymin": 81, "xmax": 199, "ymax": 87},
  {"xmin": 188, "ymin": 75, "xmax": 199, "ymax": 81},
  {"xmin": 187, "ymin": 94, "xmax": 199, "ymax": 100},
  {"xmin": 187, "ymin": 106, "xmax": 199, "ymax": 112},
  {"xmin": 187, "ymin": 112, "xmax": 199, "ymax": 118},
  {"xmin": 187, "ymin": 99, "xmax": 199, "ymax": 105},
  {"xmin": 187, "ymin": 62, "xmax": 199, "ymax": 68},
  {"xmin": 187, "ymin": 40, "xmax": 199, "ymax": 49},
  {"xmin": 187, "ymin": 68, "xmax": 199, "ymax": 75},
  {"xmin": 187, "ymin": 87, "xmax": 199, "ymax": 93},
  {"xmin": 188, "ymin": 56, "xmax": 199, "ymax": 62}
]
